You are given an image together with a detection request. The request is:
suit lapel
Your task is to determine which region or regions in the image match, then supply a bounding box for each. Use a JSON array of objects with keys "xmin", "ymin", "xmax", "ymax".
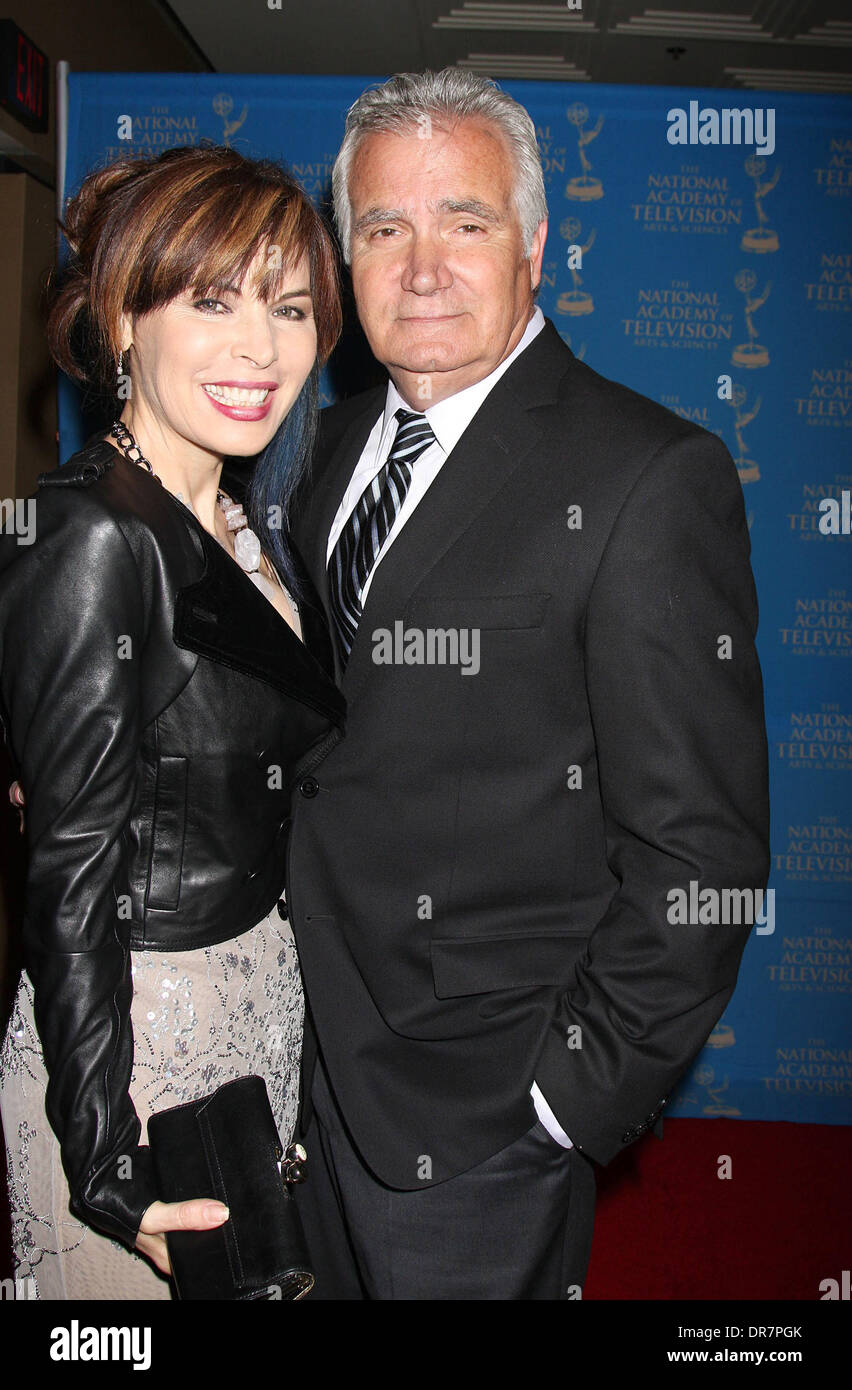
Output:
[
  {"xmin": 295, "ymin": 320, "xmax": 574, "ymax": 699},
  {"xmin": 341, "ymin": 321, "xmax": 573, "ymax": 701},
  {"xmin": 296, "ymin": 390, "xmax": 386, "ymax": 617}
]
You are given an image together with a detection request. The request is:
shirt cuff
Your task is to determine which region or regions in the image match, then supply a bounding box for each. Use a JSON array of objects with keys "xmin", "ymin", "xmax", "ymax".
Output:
[{"xmin": 530, "ymin": 1080, "xmax": 573, "ymax": 1148}]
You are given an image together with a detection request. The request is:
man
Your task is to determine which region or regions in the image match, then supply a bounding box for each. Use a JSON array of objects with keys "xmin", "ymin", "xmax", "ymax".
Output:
[{"xmin": 287, "ymin": 69, "xmax": 770, "ymax": 1300}]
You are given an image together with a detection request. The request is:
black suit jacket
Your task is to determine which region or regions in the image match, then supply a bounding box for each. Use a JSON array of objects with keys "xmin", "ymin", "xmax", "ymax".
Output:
[{"xmin": 288, "ymin": 317, "xmax": 770, "ymax": 1184}]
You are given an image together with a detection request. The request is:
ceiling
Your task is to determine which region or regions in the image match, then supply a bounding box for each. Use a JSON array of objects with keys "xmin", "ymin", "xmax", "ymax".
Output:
[{"xmin": 164, "ymin": 0, "xmax": 852, "ymax": 92}]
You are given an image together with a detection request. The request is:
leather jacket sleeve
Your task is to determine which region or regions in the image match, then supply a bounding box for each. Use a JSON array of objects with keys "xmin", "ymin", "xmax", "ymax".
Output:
[{"xmin": 0, "ymin": 490, "xmax": 158, "ymax": 1246}]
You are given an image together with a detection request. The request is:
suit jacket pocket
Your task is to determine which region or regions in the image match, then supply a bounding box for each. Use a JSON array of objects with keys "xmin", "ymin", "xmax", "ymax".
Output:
[
  {"xmin": 405, "ymin": 593, "xmax": 550, "ymax": 631},
  {"xmin": 146, "ymin": 755, "xmax": 188, "ymax": 911},
  {"xmin": 430, "ymin": 930, "xmax": 586, "ymax": 999}
]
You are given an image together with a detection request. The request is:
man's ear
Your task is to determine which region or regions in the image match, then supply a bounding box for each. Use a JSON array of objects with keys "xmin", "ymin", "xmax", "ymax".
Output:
[{"xmin": 529, "ymin": 218, "xmax": 547, "ymax": 294}]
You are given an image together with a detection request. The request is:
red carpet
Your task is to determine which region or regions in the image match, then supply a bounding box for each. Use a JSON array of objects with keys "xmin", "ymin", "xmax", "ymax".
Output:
[
  {"xmin": 584, "ymin": 1117, "xmax": 851, "ymax": 1300},
  {"xmin": 1, "ymin": 1115, "xmax": 849, "ymax": 1298}
]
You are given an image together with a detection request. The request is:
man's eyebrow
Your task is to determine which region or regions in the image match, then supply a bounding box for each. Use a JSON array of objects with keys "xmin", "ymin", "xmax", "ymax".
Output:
[
  {"xmin": 434, "ymin": 198, "xmax": 503, "ymax": 223},
  {"xmin": 352, "ymin": 198, "xmax": 504, "ymax": 237},
  {"xmin": 352, "ymin": 207, "xmax": 406, "ymax": 237}
]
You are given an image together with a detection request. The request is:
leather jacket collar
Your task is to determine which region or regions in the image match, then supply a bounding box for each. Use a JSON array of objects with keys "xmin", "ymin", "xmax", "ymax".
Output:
[{"xmin": 41, "ymin": 438, "xmax": 344, "ymax": 728}]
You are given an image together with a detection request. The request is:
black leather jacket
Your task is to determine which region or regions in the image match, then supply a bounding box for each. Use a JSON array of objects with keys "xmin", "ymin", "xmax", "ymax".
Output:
[{"xmin": 0, "ymin": 439, "xmax": 345, "ymax": 1247}]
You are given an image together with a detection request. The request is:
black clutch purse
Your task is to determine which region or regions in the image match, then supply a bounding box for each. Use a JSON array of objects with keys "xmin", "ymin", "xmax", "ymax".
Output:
[{"xmin": 147, "ymin": 1075, "xmax": 313, "ymax": 1300}]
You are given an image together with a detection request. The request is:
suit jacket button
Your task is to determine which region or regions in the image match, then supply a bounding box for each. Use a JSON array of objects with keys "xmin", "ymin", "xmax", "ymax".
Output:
[{"xmin": 299, "ymin": 776, "xmax": 319, "ymax": 798}]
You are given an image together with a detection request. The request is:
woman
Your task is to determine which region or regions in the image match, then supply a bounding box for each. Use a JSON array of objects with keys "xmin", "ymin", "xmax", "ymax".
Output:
[{"xmin": 0, "ymin": 145, "xmax": 345, "ymax": 1298}]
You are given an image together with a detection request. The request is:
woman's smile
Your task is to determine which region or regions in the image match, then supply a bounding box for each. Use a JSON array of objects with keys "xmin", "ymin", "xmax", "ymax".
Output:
[{"xmin": 201, "ymin": 380, "xmax": 279, "ymax": 420}]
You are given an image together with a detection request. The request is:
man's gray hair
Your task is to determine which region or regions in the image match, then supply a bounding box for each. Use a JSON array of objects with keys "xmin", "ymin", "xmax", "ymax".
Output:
[{"xmin": 332, "ymin": 69, "xmax": 548, "ymax": 263}]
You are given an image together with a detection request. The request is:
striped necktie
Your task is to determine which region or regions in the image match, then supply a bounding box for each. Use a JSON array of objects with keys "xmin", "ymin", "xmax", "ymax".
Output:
[{"xmin": 328, "ymin": 407, "xmax": 436, "ymax": 662}]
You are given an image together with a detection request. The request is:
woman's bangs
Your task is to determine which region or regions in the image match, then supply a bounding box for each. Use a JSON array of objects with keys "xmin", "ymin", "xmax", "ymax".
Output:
[{"xmin": 183, "ymin": 200, "xmax": 313, "ymax": 306}]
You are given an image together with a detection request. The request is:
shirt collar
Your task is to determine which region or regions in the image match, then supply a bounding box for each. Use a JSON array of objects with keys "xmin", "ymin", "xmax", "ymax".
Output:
[{"xmin": 382, "ymin": 306, "xmax": 545, "ymax": 456}]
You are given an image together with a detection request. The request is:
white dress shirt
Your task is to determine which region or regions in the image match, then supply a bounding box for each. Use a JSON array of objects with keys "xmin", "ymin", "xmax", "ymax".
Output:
[
  {"xmin": 327, "ymin": 308, "xmax": 545, "ymax": 595},
  {"xmin": 325, "ymin": 305, "xmax": 573, "ymax": 1150}
]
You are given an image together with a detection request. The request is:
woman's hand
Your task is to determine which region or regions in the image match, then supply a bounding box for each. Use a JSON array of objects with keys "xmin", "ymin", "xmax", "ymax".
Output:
[{"xmin": 136, "ymin": 1198, "xmax": 230, "ymax": 1275}]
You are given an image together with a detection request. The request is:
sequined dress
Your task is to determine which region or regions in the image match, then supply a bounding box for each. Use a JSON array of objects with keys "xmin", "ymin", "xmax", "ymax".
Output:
[{"xmin": 0, "ymin": 564, "xmax": 304, "ymax": 1300}]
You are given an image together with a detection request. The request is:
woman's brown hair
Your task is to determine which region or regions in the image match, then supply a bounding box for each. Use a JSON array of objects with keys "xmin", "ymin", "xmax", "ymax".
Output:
[{"xmin": 48, "ymin": 143, "xmax": 342, "ymax": 390}]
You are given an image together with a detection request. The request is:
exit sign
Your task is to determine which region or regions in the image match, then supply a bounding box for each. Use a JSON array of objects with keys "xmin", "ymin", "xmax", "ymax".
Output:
[{"xmin": 0, "ymin": 21, "xmax": 48, "ymax": 133}]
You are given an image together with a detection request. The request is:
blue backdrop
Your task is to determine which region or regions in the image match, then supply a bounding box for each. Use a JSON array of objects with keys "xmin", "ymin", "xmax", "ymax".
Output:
[{"xmin": 62, "ymin": 73, "xmax": 852, "ymax": 1128}]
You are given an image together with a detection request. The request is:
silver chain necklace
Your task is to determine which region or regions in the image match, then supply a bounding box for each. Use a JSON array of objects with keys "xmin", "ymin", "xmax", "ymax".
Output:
[{"xmin": 109, "ymin": 419, "xmax": 263, "ymax": 573}]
